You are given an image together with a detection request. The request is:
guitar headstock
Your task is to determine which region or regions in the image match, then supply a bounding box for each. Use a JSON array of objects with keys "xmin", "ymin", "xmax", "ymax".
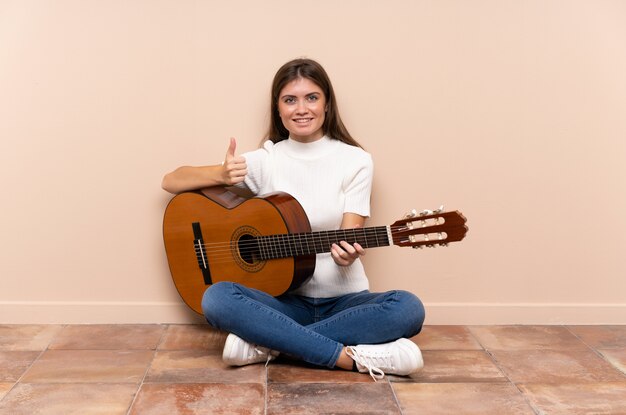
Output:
[{"xmin": 390, "ymin": 207, "xmax": 468, "ymax": 249}]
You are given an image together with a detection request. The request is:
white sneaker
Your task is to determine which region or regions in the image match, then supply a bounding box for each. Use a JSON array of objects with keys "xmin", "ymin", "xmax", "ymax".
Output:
[
  {"xmin": 222, "ymin": 333, "xmax": 279, "ymax": 366},
  {"xmin": 346, "ymin": 338, "xmax": 423, "ymax": 381}
]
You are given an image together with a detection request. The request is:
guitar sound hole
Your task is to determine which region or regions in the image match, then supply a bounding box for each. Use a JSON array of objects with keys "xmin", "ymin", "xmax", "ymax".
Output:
[{"xmin": 238, "ymin": 234, "xmax": 260, "ymax": 265}]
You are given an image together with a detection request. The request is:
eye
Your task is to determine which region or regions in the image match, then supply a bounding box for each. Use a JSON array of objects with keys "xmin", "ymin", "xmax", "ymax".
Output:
[
  {"xmin": 283, "ymin": 97, "xmax": 295, "ymax": 104},
  {"xmin": 307, "ymin": 95, "xmax": 319, "ymax": 102}
]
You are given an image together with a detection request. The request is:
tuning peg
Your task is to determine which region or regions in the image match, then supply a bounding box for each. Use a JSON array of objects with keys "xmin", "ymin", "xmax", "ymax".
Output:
[
  {"xmin": 419, "ymin": 209, "xmax": 433, "ymax": 216},
  {"xmin": 404, "ymin": 209, "xmax": 417, "ymax": 218},
  {"xmin": 419, "ymin": 205, "xmax": 446, "ymax": 216}
]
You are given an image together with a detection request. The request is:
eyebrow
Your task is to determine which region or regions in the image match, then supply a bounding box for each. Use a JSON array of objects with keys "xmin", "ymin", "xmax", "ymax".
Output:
[{"xmin": 280, "ymin": 92, "xmax": 321, "ymax": 100}]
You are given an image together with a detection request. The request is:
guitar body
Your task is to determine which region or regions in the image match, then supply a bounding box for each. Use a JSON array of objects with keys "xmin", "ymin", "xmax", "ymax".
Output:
[{"xmin": 163, "ymin": 187, "xmax": 315, "ymax": 314}]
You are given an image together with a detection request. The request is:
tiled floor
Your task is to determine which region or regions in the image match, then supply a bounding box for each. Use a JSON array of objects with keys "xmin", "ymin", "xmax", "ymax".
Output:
[{"xmin": 1, "ymin": 324, "xmax": 625, "ymax": 414}]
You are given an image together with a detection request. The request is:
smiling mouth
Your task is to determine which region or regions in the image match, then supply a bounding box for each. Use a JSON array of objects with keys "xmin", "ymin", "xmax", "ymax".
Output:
[{"xmin": 293, "ymin": 118, "xmax": 313, "ymax": 124}]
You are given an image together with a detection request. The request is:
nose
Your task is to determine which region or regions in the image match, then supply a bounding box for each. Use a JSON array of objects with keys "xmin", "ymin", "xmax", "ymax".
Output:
[{"xmin": 295, "ymin": 100, "xmax": 308, "ymax": 114}]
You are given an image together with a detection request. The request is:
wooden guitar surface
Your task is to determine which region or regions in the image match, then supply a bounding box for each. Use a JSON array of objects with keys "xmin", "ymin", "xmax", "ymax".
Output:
[{"xmin": 163, "ymin": 187, "xmax": 315, "ymax": 314}]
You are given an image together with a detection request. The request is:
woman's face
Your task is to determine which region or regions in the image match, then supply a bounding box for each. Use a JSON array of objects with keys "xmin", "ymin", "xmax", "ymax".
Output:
[{"xmin": 277, "ymin": 77, "xmax": 327, "ymax": 143}]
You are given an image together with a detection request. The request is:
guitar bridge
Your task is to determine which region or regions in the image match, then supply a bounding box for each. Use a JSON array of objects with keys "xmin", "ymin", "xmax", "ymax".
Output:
[{"xmin": 192, "ymin": 222, "xmax": 212, "ymax": 285}]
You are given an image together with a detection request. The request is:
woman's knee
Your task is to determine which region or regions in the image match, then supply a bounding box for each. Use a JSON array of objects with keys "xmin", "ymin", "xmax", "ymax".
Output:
[
  {"xmin": 201, "ymin": 281, "xmax": 236, "ymax": 322},
  {"xmin": 393, "ymin": 290, "xmax": 426, "ymax": 336}
]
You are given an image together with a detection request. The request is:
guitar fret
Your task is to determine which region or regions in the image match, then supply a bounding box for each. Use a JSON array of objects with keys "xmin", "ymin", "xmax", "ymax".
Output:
[
  {"xmin": 290, "ymin": 234, "xmax": 296, "ymax": 257},
  {"xmin": 264, "ymin": 235, "xmax": 271, "ymax": 259},
  {"xmin": 271, "ymin": 235, "xmax": 279, "ymax": 258},
  {"xmin": 266, "ymin": 235, "xmax": 271, "ymax": 259},
  {"xmin": 378, "ymin": 226, "xmax": 390, "ymax": 247},
  {"xmin": 256, "ymin": 236, "xmax": 261, "ymax": 260},
  {"xmin": 339, "ymin": 229, "xmax": 348, "ymax": 245},
  {"xmin": 293, "ymin": 234, "xmax": 298, "ymax": 256},
  {"xmin": 283, "ymin": 234, "xmax": 289, "ymax": 258},
  {"xmin": 296, "ymin": 233, "xmax": 302, "ymax": 256},
  {"xmin": 304, "ymin": 234, "xmax": 311, "ymax": 255},
  {"xmin": 283, "ymin": 234, "xmax": 288, "ymax": 257},
  {"xmin": 264, "ymin": 235, "xmax": 270, "ymax": 259},
  {"xmin": 289, "ymin": 234, "xmax": 294, "ymax": 257},
  {"xmin": 292, "ymin": 234, "xmax": 298, "ymax": 254},
  {"xmin": 357, "ymin": 228, "xmax": 368, "ymax": 248},
  {"xmin": 278, "ymin": 234, "xmax": 285, "ymax": 259},
  {"xmin": 281, "ymin": 234, "xmax": 288, "ymax": 258},
  {"xmin": 313, "ymin": 232, "xmax": 322, "ymax": 253},
  {"xmin": 359, "ymin": 230, "xmax": 368, "ymax": 247},
  {"xmin": 257, "ymin": 236, "xmax": 264, "ymax": 260},
  {"xmin": 265, "ymin": 235, "xmax": 270, "ymax": 259},
  {"xmin": 362, "ymin": 228, "xmax": 369, "ymax": 247}
]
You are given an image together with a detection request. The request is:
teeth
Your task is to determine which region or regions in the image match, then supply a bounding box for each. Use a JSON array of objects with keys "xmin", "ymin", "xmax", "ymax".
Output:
[{"xmin": 294, "ymin": 119, "xmax": 312, "ymax": 123}]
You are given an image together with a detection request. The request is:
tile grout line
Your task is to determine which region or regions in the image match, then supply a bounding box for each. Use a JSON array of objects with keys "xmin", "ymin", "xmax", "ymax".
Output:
[
  {"xmin": 465, "ymin": 325, "xmax": 542, "ymax": 415},
  {"xmin": 125, "ymin": 323, "xmax": 169, "ymax": 415},
  {"xmin": 564, "ymin": 325, "xmax": 626, "ymax": 380},
  {"xmin": 264, "ymin": 363, "xmax": 269, "ymax": 415},
  {"xmin": 0, "ymin": 324, "xmax": 68, "ymax": 405},
  {"xmin": 387, "ymin": 378, "xmax": 405, "ymax": 415}
]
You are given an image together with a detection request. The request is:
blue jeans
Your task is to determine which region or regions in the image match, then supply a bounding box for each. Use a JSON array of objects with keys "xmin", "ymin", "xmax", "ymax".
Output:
[{"xmin": 201, "ymin": 281, "xmax": 425, "ymax": 368}]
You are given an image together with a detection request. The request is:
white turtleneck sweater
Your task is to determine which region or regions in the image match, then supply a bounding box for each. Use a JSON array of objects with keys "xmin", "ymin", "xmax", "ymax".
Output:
[{"xmin": 238, "ymin": 136, "xmax": 373, "ymax": 298}]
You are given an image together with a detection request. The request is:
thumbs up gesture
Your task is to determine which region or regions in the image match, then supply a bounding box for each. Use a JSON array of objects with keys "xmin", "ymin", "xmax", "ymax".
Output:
[{"xmin": 221, "ymin": 137, "xmax": 248, "ymax": 185}]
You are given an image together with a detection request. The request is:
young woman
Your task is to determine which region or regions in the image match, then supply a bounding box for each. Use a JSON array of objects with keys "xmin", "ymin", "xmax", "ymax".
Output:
[{"xmin": 162, "ymin": 58, "xmax": 425, "ymax": 380}]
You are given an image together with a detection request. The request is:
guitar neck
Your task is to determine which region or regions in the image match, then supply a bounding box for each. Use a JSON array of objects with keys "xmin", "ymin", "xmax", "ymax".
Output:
[{"xmin": 257, "ymin": 226, "xmax": 391, "ymax": 260}]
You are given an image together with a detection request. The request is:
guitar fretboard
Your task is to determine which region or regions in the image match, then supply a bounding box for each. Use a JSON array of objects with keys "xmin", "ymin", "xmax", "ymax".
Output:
[{"xmin": 256, "ymin": 226, "xmax": 390, "ymax": 260}]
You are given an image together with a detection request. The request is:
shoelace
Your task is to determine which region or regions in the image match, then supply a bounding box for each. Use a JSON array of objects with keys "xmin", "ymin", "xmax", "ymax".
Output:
[
  {"xmin": 251, "ymin": 346, "xmax": 274, "ymax": 367},
  {"xmin": 345, "ymin": 346, "xmax": 386, "ymax": 381}
]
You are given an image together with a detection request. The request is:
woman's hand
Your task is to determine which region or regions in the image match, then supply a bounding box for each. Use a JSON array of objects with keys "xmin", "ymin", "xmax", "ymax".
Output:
[
  {"xmin": 331, "ymin": 239, "xmax": 366, "ymax": 267},
  {"xmin": 331, "ymin": 213, "xmax": 367, "ymax": 267},
  {"xmin": 221, "ymin": 137, "xmax": 248, "ymax": 185},
  {"xmin": 161, "ymin": 137, "xmax": 247, "ymax": 194}
]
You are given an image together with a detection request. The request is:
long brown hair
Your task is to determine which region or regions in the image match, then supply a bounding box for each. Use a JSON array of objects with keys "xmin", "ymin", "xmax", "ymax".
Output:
[{"xmin": 266, "ymin": 58, "xmax": 362, "ymax": 148}]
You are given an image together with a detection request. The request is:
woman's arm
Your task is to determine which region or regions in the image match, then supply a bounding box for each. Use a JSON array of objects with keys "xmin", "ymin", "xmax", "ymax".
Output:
[
  {"xmin": 161, "ymin": 138, "xmax": 248, "ymax": 194},
  {"xmin": 340, "ymin": 212, "xmax": 366, "ymax": 229}
]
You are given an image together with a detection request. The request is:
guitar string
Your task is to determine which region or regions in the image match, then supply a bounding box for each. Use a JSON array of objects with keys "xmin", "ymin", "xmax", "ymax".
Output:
[
  {"xmin": 193, "ymin": 225, "xmax": 396, "ymax": 241},
  {"xmin": 195, "ymin": 236, "xmax": 450, "ymax": 266},
  {"xmin": 197, "ymin": 228, "xmax": 392, "ymax": 248},
  {"xmin": 189, "ymin": 227, "xmax": 452, "ymax": 264},
  {"xmin": 193, "ymin": 227, "xmax": 395, "ymax": 251},
  {"xmin": 191, "ymin": 225, "xmax": 448, "ymax": 255},
  {"xmin": 189, "ymin": 223, "xmax": 433, "ymax": 249},
  {"xmin": 201, "ymin": 239, "xmax": 451, "ymax": 266},
  {"xmin": 196, "ymin": 231, "xmax": 387, "ymax": 252},
  {"xmin": 194, "ymin": 228, "xmax": 393, "ymax": 262}
]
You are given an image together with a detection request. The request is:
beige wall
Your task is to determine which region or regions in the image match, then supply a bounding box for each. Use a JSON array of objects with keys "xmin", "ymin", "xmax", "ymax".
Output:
[{"xmin": 1, "ymin": 0, "xmax": 625, "ymax": 324}]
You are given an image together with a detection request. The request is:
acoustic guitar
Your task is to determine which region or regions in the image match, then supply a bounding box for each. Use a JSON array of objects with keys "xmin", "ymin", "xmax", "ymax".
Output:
[{"xmin": 163, "ymin": 187, "xmax": 468, "ymax": 314}]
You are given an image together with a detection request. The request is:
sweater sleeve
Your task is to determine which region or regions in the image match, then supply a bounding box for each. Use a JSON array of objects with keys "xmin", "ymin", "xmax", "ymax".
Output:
[
  {"xmin": 343, "ymin": 152, "xmax": 373, "ymax": 217},
  {"xmin": 236, "ymin": 140, "xmax": 273, "ymax": 195}
]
